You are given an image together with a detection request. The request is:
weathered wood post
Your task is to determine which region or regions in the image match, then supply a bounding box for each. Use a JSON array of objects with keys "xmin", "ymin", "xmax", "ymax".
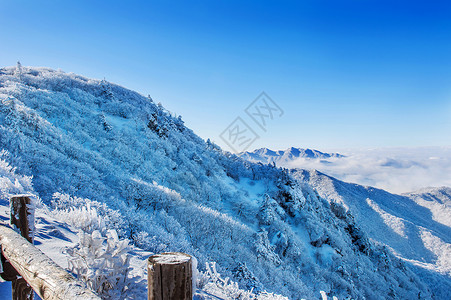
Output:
[
  {"xmin": 147, "ymin": 252, "xmax": 193, "ymax": 300},
  {"xmin": 9, "ymin": 196, "xmax": 34, "ymax": 300},
  {"xmin": 10, "ymin": 195, "xmax": 35, "ymax": 243}
]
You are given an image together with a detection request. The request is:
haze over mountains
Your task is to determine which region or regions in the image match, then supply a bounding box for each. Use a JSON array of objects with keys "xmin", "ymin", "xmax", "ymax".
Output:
[
  {"xmin": 0, "ymin": 66, "xmax": 450, "ymax": 299},
  {"xmin": 240, "ymin": 147, "xmax": 451, "ymax": 194}
]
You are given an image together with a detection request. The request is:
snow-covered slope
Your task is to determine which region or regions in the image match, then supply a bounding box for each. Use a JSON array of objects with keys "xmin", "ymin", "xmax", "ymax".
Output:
[
  {"xmin": 406, "ymin": 187, "xmax": 451, "ymax": 227},
  {"xmin": 239, "ymin": 147, "xmax": 344, "ymax": 165},
  {"xmin": 295, "ymin": 169, "xmax": 451, "ymax": 296},
  {"xmin": 0, "ymin": 155, "xmax": 285, "ymax": 299},
  {"xmin": 0, "ymin": 65, "xmax": 448, "ymax": 299}
]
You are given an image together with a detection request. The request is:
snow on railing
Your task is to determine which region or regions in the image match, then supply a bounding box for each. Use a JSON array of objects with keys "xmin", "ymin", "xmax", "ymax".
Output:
[{"xmin": 0, "ymin": 196, "xmax": 101, "ymax": 300}]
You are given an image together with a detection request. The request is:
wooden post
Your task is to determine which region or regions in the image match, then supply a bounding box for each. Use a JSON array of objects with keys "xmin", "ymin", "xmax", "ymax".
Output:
[
  {"xmin": 8, "ymin": 196, "xmax": 35, "ymax": 300},
  {"xmin": 12, "ymin": 278, "xmax": 33, "ymax": 300},
  {"xmin": 147, "ymin": 252, "xmax": 192, "ymax": 300},
  {"xmin": 10, "ymin": 196, "xmax": 34, "ymax": 243}
]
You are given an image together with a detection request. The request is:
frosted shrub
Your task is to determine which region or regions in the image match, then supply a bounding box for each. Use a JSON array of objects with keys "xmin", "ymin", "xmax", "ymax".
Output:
[
  {"xmin": 51, "ymin": 193, "xmax": 126, "ymax": 236},
  {"xmin": 50, "ymin": 193, "xmax": 144, "ymax": 298},
  {"xmin": 66, "ymin": 229, "xmax": 142, "ymax": 299},
  {"xmin": 55, "ymin": 204, "xmax": 105, "ymax": 233},
  {"xmin": 196, "ymin": 262, "xmax": 288, "ymax": 300},
  {"xmin": 0, "ymin": 150, "xmax": 35, "ymax": 200}
]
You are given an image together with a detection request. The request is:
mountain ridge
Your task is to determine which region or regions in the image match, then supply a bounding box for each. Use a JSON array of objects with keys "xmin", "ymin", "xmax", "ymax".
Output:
[{"xmin": 239, "ymin": 147, "xmax": 344, "ymax": 165}]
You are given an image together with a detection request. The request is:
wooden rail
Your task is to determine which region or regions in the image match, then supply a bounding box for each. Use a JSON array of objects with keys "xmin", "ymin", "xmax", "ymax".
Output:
[
  {"xmin": 1, "ymin": 196, "xmax": 194, "ymax": 300},
  {"xmin": 0, "ymin": 196, "xmax": 101, "ymax": 300},
  {"xmin": 0, "ymin": 225, "xmax": 101, "ymax": 300}
]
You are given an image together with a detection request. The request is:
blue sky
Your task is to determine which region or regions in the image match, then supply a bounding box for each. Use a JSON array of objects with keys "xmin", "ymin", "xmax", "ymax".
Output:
[{"xmin": 1, "ymin": 0, "xmax": 450, "ymax": 151}]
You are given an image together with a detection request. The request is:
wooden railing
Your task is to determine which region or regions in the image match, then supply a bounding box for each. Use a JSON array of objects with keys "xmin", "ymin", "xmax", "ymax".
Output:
[{"xmin": 0, "ymin": 196, "xmax": 193, "ymax": 300}]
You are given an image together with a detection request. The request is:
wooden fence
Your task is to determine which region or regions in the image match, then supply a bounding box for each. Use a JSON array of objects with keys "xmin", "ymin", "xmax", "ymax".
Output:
[{"xmin": 0, "ymin": 196, "xmax": 193, "ymax": 300}]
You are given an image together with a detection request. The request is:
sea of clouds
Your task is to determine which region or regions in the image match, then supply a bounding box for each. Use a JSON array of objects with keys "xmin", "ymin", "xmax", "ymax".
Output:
[{"xmin": 285, "ymin": 147, "xmax": 451, "ymax": 194}]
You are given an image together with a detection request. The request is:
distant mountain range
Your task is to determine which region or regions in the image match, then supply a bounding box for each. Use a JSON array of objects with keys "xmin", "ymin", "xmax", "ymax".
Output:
[
  {"xmin": 240, "ymin": 147, "xmax": 451, "ymax": 195},
  {"xmin": 239, "ymin": 147, "xmax": 344, "ymax": 165}
]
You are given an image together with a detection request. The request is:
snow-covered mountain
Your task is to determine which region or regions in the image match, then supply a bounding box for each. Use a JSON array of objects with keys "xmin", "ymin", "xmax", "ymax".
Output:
[
  {"xmin": 296, "ymin": 170, "xmax": 451, "ymax": 293},
  {"xmin": 0, "ymin": 65, "xmax": 449, "ymax": 299},
  {"xmin": 239, "ymin": 147, "xmax": 344, "ymax": 165}
]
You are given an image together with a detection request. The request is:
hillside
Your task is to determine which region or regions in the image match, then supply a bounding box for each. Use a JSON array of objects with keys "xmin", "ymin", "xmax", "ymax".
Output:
[
  {"xmin": 0, "ymin": 65, "xmax": 447, "ymax": 299},
  {"xmin": 295, "ymin": 170, "xmax": 451, "ymax": 292}
]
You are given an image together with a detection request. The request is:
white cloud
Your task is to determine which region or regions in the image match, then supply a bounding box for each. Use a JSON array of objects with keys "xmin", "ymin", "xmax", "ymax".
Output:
[{"xmin": 285, "ymin": 147, "xmax": 451, "ymax": 194}]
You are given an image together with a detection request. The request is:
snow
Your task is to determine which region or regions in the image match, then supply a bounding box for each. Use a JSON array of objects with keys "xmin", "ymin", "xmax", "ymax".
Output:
[
  {"xmin": 150, "ymin": 252, "xmax": 191, "ymax": 264},
  {"xmin": 240, "ymin": 177, "xmax": 267, "ymax": 201},
  {"xmin": 406, "ymin": 187, "xmax": 451, "ymax": 227},
  {"xmin": 420, "ymin": 228, "xmax": 451, "ymax": 275},
  {"xmin": 366, "ymin": 198, "xmax": 407, "ymax": 238},
  {"xmin": 105, "ymin": 114, "xmax": 134, "ymax": 131}
]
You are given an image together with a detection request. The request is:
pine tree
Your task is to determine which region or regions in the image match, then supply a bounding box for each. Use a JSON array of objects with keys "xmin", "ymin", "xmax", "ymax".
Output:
[
  {"xmin": 258, "ymin": 194, "xmax": 278, "ymax": 225},
  {"xmin": 100, "ymin": 79, "xmax": 114, "ymax": 101}
]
